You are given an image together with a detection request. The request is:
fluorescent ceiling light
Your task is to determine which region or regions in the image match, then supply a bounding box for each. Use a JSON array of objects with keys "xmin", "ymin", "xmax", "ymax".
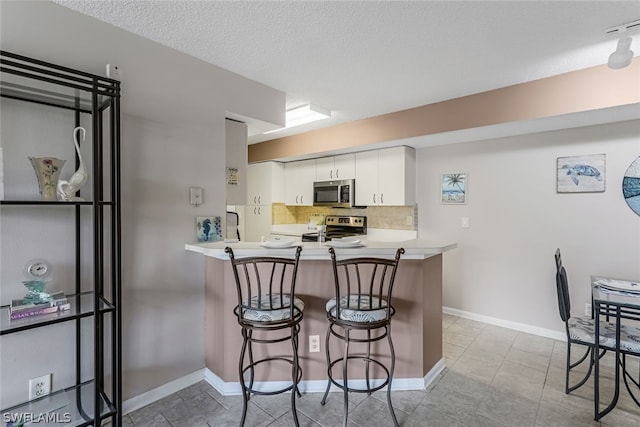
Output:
[{"xmin": 264, "ymin": 104, "xmax": 331, "ymax": 134}]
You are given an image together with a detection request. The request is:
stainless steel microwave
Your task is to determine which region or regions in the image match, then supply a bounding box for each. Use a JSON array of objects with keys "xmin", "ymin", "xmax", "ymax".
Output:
[{"xmin": 313, "ymin": 179, "xmax": 355, "ymax": 208}]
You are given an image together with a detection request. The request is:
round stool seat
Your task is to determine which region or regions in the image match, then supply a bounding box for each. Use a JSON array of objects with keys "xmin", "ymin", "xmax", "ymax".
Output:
[
  {"xmin": 240, "ymin": 294, "xmax": 305, "ymax": 322},
  {"xmin": 325, "ymin": 295, "xmax": 393, "ymax": 323}
]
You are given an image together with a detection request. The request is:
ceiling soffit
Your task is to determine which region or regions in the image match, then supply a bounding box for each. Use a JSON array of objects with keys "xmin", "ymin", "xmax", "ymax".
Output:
[{"xmin": 249, "ymin": 59, "xmax": 640, "ymax": 163}]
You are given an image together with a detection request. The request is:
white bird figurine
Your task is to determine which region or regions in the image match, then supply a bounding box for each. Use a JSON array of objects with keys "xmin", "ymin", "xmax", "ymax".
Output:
[{"xmin": 57, "ymin": 126, "xmax": 88, "ymax": 201}]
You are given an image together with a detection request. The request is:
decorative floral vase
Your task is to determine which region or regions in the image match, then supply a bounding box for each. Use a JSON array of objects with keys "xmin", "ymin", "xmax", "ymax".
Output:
[{"xmin": 29, "ymin": 156, "xmax": 65, "ymax": 200}]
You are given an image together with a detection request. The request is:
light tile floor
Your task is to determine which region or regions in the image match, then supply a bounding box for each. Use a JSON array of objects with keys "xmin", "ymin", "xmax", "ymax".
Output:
[{"xmin": 121, "ymin": 314, "xmax": 640, "ymax": 426}]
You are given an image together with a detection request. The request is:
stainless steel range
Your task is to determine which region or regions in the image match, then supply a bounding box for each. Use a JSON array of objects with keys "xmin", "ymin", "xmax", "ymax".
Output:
[{"xmin": 301, "ymin": 215, "xmax": 367, "ymax": 242}]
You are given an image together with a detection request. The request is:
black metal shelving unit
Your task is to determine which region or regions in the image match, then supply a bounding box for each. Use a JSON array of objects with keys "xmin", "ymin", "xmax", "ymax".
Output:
[{"xmin": 0, "ymin": 51, "xmax": 121, "ymax": 426}]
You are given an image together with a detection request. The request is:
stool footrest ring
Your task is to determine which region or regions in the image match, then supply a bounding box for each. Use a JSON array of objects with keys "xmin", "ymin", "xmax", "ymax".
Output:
[
  {"xmin": 242, "ymin": 356, "xmax": 303, "ymax": 396},
  {"xmin": 326, "ymin": 355, "xmax": 390, "ymax": 394}
]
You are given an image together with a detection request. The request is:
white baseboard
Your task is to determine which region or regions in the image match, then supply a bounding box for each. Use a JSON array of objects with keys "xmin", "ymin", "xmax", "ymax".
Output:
[
  {"xmin": 122, "ymin": 369, "xmax": 205, "ymax": 415},
  {"xmin": 424, "ymin": 358, "xmax": 445, "ymax": 388},
  {"xmin": 204, "ymin": 364, "xmax": 443, "ymax": 397},
  {"xmin": 443, "ymin": 306, "xmax": 566, "ymax": 342},
  {"xmin": 121, "ymin": 358, "xmax": 446, "ymax": 413}
]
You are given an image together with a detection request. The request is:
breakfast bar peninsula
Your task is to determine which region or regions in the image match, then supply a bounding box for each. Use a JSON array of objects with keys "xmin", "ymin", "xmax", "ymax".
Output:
[{"xmin": 185, "ymin": 238, "xmax": 456, "ymax": 394}]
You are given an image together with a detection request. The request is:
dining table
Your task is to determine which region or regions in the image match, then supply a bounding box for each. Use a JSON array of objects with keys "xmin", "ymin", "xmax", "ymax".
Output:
[{"xmin": 591, "ymin": 276, "xmax": 640, "ymax": 420}]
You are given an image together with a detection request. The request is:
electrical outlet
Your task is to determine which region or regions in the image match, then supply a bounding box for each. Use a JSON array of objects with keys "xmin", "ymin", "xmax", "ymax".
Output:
[
  {"xmin": 309, "ymin": 335, "xmax": 320, "ymax": 353},
  {"xmin": 406, "ymin": 215, "xmax": 413, "ymax": 226},
  {"xmin": 585, "ymin": 303, "xmax": 592, "ymax": 317},
  {"xmin": 29, "ymin": 373, "xmax": 51, "ymax": 400}
]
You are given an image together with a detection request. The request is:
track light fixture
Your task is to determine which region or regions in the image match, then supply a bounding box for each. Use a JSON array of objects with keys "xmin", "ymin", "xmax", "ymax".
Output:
[
  {"xmin": 605, "ymin": 19, "xmax": 638, "ymax": 70},
  {"xmin": 608, "ymin": 35, "xmax": 634, "ymax": 69}
]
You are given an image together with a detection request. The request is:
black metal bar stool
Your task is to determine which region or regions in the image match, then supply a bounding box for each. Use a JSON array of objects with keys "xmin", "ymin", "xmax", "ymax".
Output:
[
  {"xmin": 321, "ymin": 246, "xmax": 405, "ymax": 427},
  {"xmin": 225, "ymin": 246, "xmax": 304, "ymax": 427}
]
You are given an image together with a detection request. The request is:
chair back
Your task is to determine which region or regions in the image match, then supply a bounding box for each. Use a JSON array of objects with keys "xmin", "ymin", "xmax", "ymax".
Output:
[
  {"xmin": 555, "ymin": 248, "xmax": 571, "ymax": 322},
  {"xmin": 555, "ymin": 248, "xmax": 562, "ymax": 271},
  {"xmin": 225, "ymin": 246, "xmax": 302, "ymax": 323},
  {"xmin": 328, "ymin": 247, "xmax": 404, "ymax": 323},
  {"xmin": 226, "ymin": 211, "xmax": 240, "ymax": 240}
]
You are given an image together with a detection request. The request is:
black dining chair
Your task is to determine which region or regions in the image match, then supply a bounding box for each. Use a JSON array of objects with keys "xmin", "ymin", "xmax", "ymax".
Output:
[
  {"xmin": 555, "ymin": 248, "xmax": 601, "ymax": 393},
  {"xmin": 321, "ymin": 246, "xmax": 405, "ymax": 427},
  {"xmin": 555, "ymin": 248, "xmax": 640, "ymax": 399},
  {"xmin": 225, "ymin": 246, "xmax": 304, "ymax": 427}
]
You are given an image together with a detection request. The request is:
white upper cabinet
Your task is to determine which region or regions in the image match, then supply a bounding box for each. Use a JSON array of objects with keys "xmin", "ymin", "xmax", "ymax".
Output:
[
  {"xmin": 315, "ymin": 154, "xmax": 355, "ymax": 181},
  {"xmin": 284, "ymin": 159, "xmax": 316, "ymax": 206},
  {"xmin": 355, "ymin": 146, "xmax": 415, "ymax": 206},
  {"xmin": 247, "ymin": 161, "xmax": 284, "ymax": 206},
  {"xmin": 354, "ymin": 150, "xmax": 379, "ymax": 206}
]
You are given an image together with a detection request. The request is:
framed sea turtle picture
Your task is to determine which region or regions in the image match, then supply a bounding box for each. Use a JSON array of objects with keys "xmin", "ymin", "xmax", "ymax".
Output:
[{"xmin": 557, "ymin": 154, "xmax": 605, "ymax": 193}]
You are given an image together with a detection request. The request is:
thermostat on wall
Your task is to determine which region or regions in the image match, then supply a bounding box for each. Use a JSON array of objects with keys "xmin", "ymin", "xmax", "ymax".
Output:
[{"xmin": 190, "ymin": 187, "xmax": 203, "ymax": 206}]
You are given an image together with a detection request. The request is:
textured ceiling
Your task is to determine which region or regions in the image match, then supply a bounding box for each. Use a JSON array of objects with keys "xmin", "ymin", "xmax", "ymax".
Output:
[{"xmin": 52, "ymin": 0, "xmax": 640, "ymax": 143}]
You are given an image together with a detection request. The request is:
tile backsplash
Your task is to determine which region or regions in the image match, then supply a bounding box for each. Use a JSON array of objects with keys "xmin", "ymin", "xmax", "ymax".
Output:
[{"xmin": 272, "ymin": 203, "xmax": 417, "ymax": 230}]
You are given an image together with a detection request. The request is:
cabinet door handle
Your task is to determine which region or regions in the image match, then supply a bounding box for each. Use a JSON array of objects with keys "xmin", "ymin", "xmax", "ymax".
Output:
[
  {"xmin": 254, "ymin": 196, "xmax": 257, "ymax": 204},
  {"xmin": 336, "ymin": 169, "xmax": 339, "ymax": 178},
  {"xmin": 258, "ymin": 196, "xmax": 261, "ymax": 204},
  {"xmin": 330, "ymin": 170, "xmax": 333, "ymax": 179},
  {"xmin": 381, "ymin": 193, "xmax": 384, "ymax": 204},
  {"xmin": 373, "ymin": 194, "xmax": 376, "ymax": 204},
  {"xmin": 301, "ymin": 195, "xmax": 304, "ymax": 204},
  {"xmin": 258, "ymin": 206, "xmax": 261, "ymax": 215},
  {"xmin": 254, "ymin": 207, "xmax": 257, "ymax": 215},
  {"xmin": 296, "ymin": 195, "xmax": 299, "ymax": 204}
]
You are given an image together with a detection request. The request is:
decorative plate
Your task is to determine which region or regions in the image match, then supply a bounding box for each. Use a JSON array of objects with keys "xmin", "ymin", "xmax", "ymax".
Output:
[
  {"xmin": 325, "ymin": 239, "xmax": 365, "ymax": 248},
  {"xmin": 260, "ymin": 239, "xmax": 297, "ymax": 248}
]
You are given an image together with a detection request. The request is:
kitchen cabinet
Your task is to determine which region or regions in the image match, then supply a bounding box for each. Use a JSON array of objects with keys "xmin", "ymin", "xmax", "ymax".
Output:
[
  {"xmin": 247, "ymin": 161, "xmax": 284, "ymax": 206},
  {"xmin": 315, "ymin": 154, "xmax": 355, "ymax": 181},
  {"xmin": 355, "ymin": 146, "xmax": 415, "ymax": 206},
  {"xmin": 245, "ymin": 205, "xmax": 272, "ymax": 242},
  {"xmin": 284, "ymin": 159, "xmax": 316, "ymax": 206},
  {"xmin": 245, "ymin": 161, "xmax": 283, "ymax": 241}
]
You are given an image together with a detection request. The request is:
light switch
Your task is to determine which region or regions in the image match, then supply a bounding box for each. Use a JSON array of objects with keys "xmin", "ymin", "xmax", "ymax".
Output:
[
  {"xmin": 461, "ymin": 216, "xmax": 470, "ymax": 228},
  {"xmin": 189, "ymin": 187, "xmax": 203, "ymax": 206}
]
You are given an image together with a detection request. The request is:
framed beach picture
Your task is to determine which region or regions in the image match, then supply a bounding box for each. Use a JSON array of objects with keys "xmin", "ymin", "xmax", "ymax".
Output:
[
  {"xmin": 196, "ymin": 216, "xmax": 223, "ymax": 242},
  {"xmin": 557, "ymin": 154, "xmax": 605, "ymax": 193},
  {"xmin": 441, "ymin": 173, "xmax": 467, "ymax": 204}
]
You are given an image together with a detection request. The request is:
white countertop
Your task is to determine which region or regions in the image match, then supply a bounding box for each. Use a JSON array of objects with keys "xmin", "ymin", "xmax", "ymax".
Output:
[{"xmin": 185, "ymin": 238, "xmax": 456, "ymax": 260}]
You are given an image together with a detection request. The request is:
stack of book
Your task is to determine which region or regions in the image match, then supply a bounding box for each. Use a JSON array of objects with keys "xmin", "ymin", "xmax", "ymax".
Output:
[{"xmin": 9, "ymin": 291, "xmax": 71, "ymax": 320}]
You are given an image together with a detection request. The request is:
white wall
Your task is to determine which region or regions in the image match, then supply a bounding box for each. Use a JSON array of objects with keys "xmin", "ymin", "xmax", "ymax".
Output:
[
  {"xmin": 416, "ymin": 120, "xmax": 640, "ymax": 333},
  {"xmin": 119, "ymin": 115, "xmax": 223, "ymax": 399}
]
